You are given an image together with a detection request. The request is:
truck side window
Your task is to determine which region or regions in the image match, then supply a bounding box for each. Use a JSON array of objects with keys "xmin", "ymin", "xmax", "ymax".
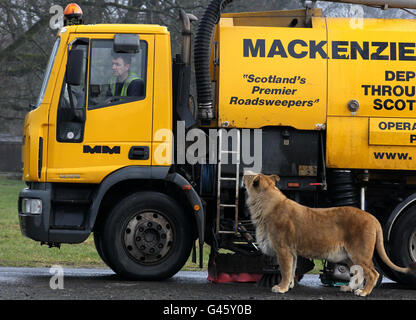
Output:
[
  {"xmin": 88, "ymin": 39, "xmax": 147, "ymax": 109},
  {"xmin": 57, "ymin": 41, "xmax": 88, "ymax": 143}
]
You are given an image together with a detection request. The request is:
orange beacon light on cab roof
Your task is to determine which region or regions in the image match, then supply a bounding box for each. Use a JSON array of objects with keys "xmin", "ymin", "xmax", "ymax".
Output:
[{"xmin": 64, "ymin": 3, "xmax": 84, "ymax": 26}]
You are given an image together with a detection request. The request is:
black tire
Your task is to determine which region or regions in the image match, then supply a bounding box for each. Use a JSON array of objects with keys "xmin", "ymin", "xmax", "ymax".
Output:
[
  {"xmin": 93, "ymin": 231, "xmax": 113, "ymax": 269},
  {"xmin": 389, "ymin": 207, "xmax": 416, "ymax": 287},
  {"xmin": 100, "ymin": 191, "xmax": 193, "ymax": 280}
]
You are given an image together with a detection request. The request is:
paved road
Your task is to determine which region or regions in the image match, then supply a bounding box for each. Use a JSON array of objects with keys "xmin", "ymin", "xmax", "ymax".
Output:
[{"xmin": 0, "ymin": 267, "xmax": 415, "ymax": 301}]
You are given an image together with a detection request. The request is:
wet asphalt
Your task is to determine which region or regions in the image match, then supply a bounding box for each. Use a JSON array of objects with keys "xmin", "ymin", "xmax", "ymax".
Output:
[{"xmin": 0, "ymin": 266, "xmax": 415, "ymax": 301}]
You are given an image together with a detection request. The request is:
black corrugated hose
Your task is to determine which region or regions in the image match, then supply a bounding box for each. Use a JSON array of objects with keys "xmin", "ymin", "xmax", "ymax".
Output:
[
  {"xmin": 328, "ymin": 170, "xmax": 360, "ymax": 207},
  {"xmin": 194, "ymin": 0, "xmax": 234, "ymax": 119}
]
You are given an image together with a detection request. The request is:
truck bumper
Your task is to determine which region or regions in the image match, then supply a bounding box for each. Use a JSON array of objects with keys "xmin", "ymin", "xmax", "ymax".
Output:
[
  {"xmin": 18, "ymin": 184, "xmax": 91, "ymax": 244},
  {"xmin": 18, "ymin": 186, "xmax": 51, "ymax": 242}
]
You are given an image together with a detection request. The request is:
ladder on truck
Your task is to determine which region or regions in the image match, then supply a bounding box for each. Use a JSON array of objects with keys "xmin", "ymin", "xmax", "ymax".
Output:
[{"xmin": 216, "ymin": 129, "xmax": 240, "ymax": 234}]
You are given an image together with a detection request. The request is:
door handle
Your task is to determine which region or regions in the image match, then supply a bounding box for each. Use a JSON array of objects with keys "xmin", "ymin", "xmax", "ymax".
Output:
[{"xmin": 129, "ymin": 146, "xmax": 149, "ymax": 160}]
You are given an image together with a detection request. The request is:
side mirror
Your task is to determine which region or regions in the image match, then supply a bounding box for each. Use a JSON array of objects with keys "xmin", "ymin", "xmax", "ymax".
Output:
[
  {"xmin": 66, "ymin": 49, "xmax": 85, "ymax": 86},
  {"xmin": 114, "ymin": 34, "xmax": 140, "ymax": 53}
]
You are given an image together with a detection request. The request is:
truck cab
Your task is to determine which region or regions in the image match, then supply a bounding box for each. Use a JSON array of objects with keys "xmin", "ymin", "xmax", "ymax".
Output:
[
  {"xmin": 20, "ymin": 22, "xmax": 175, "ymax": 238},
  {"xmin": 18, "ymin": 8, "xmax": 204, "ymax": 280}
]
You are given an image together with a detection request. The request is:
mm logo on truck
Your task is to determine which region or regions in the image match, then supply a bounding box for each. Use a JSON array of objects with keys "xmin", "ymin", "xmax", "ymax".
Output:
[{"xmin": 83, "ymin": 145, "xmax": 121, "ymax": 154}]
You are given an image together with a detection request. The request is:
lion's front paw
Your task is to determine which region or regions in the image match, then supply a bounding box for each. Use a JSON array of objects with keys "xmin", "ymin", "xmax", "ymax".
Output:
[
  {"xmin": 354, "ymin": 289, "xmax": 368, "ymax": 297},
  {"xmin": 272, "ymin": 285, "xmax": 288, "ymax": 294}
]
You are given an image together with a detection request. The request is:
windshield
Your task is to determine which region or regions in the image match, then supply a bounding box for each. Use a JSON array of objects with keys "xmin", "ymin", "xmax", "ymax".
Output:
[{"xmin": 35, "ymin": 37, "xmax": 61, "ymax": 108}]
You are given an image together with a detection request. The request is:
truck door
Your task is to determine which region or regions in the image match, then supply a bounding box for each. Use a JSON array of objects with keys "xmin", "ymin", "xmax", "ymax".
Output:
[{"xmin": 47, "ymin": 34, "xmax": 154, "ymax": 183}]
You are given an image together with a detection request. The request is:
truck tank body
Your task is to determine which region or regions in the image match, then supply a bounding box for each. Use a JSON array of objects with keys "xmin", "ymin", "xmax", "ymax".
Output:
[{"xmin": 214, "ymin": 9, "xmax": 416, "ymax": 170}]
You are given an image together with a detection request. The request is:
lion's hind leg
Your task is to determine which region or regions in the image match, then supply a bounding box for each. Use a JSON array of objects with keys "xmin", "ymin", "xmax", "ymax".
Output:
[
  {"xmin": 348, "ymin": 255, "xmax": 379, "ymax": 296},
  {"xmin": 353, "ymin": 263, "xmax": 379, "ymax": 297},
  {"xmin": 347, "ymin": 234, "xmax": 379, "ymax": 297}
]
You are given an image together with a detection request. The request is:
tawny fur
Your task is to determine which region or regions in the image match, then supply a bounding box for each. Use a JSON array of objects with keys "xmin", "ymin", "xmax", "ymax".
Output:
[{"xmin": 243, "ymin": 172, "xmax": 416, "ymax": 297}]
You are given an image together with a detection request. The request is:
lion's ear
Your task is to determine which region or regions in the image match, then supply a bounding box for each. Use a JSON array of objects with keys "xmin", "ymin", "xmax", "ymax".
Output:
[
  {"xmin": 270, "ymin": 175, "xmax": 280, "ymax": 183},
  {"xmin": 252, "ymin": 175, "xmax": 260, "ymax": 188}
]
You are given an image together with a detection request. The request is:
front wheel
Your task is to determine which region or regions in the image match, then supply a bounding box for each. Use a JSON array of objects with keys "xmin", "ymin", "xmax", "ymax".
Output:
[{"xmin": 99, "ymin": 192, "xmax": 193, "ymax": 280}]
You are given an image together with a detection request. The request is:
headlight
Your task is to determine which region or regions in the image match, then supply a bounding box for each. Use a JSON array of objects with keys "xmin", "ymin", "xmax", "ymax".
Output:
[{"xmin": 22, "ymin": 198, "xmax": 42, "ymax": 215}]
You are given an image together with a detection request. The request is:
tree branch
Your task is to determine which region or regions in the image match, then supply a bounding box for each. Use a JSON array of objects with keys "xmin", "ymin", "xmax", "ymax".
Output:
[{"xmin": 0, "ymin": 15, "xmax": 49, "ymax": 63}]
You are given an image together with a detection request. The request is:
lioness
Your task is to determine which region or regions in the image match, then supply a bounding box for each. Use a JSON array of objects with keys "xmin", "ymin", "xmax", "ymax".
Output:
[{"xmin": 243, "ymin": 172, "xmax": 416, "ymax": 297}]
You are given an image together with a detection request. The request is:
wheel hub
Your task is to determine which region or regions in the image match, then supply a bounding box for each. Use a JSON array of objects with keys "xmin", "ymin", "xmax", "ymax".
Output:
[
  {"xmin": 134, "ymin": 221, "xmax": 166, "ymax": 255},
  {"xmin": 123, "ymin": 211, "xmax": 173, "ymax": 264}
]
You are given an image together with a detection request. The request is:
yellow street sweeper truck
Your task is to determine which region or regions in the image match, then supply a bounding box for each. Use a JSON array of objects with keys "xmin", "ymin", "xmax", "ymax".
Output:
[{"xmin": 18, "ymin": 0, "xmax": 416, "ymax": 287}]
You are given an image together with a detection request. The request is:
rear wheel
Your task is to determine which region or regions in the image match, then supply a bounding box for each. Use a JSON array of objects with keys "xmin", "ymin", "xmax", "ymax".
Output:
[
  {"xmin": 389, "ymin": 207, "xmax": 416, "ymax": 287},
  {"xmin": 99, "ymin": 191, "xmax": 193, "ymax": 280}
]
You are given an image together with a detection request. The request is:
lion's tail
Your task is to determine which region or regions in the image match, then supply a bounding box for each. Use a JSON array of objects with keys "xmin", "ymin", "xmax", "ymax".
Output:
[{"xmin": 375, "ymin": 224, "xmax": 416, "ymax": 274}]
